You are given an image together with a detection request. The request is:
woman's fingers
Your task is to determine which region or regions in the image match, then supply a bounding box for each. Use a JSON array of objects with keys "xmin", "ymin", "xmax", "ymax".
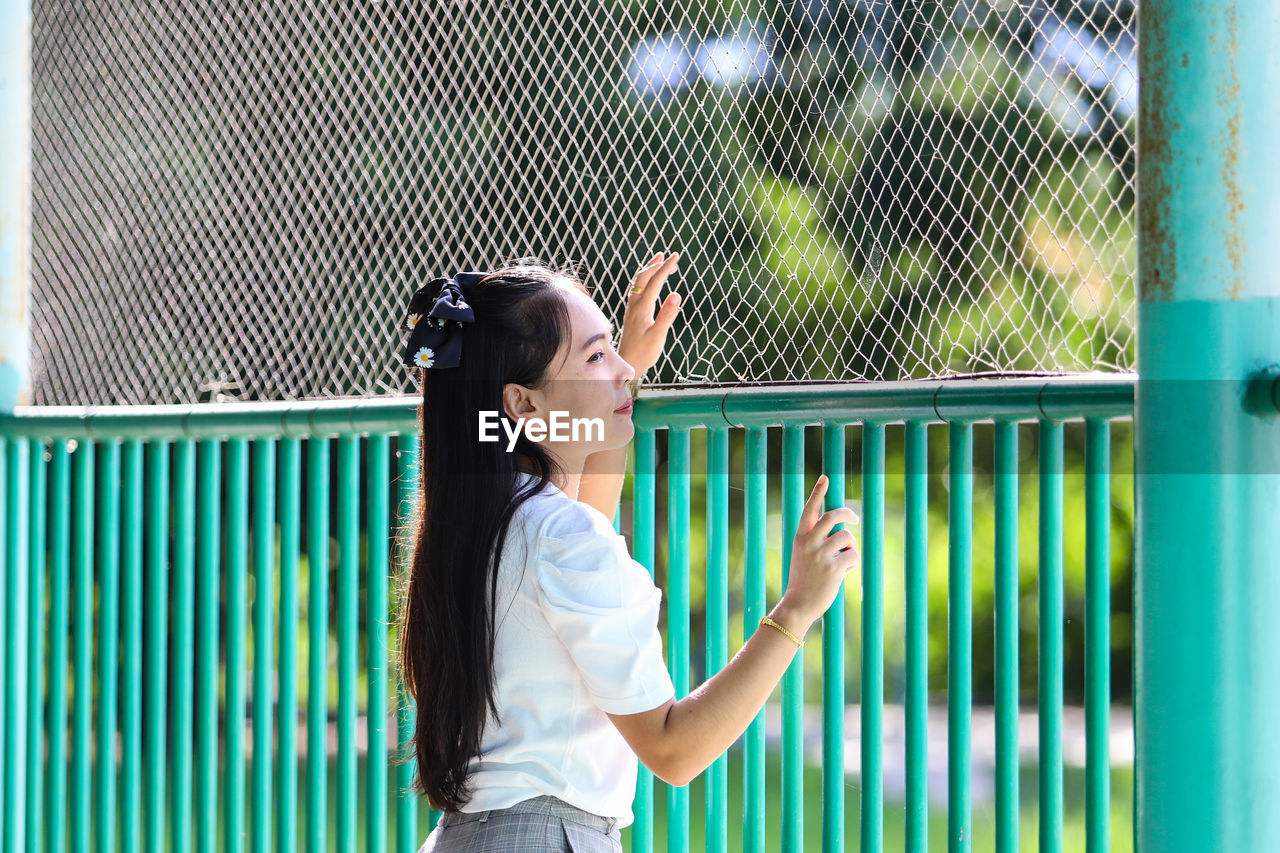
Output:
[
  {"xmin": 819, "ymin": 528, "xmax": 859, "ymax": 561},
  {"xmin": 796, "ymin": 474, "xmax": 828, "ymax": 538},
  {"xmin": 808, "ymin": 506, "xmax": 858, "ymax": 544},
  {"xmin": 629, "ymin": 252, "xmax": 680, "ymax": 311}
]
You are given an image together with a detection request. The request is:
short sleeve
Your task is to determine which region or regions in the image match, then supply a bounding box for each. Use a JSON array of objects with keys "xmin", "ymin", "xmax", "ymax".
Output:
[{"xmin": 534, "ymin": 502, "xmax": 676, "ymax": 716}]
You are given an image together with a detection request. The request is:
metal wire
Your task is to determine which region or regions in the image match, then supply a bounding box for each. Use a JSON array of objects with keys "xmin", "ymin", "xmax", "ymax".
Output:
[{"xmin": 29, "ymin": 0, "xmax": 1136, "ymax": 405}]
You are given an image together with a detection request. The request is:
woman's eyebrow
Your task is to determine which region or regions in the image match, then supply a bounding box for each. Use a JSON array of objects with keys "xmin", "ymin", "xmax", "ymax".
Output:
[{"xmin": 580, "ymin": 324, "xmax": 616, "ymax": 351}]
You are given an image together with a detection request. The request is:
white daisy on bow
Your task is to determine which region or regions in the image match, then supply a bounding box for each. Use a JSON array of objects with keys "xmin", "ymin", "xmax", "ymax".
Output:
[{"xmin": 413, "ymin": 346, "xmax": 435, "ymax": 368}]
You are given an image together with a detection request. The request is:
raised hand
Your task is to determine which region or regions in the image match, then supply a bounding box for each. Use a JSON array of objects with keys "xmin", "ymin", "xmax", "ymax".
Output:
[
  {"xmin": 617, "ymin": 250, "xmax": 683, "ymax": 376},
  {"xmin": 780, "ymin": 474, "xmax": 861, "ymax": 625}
]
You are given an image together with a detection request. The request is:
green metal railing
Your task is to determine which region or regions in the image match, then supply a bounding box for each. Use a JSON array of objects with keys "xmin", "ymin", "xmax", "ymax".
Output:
[{"xmin": 0, "ymin": 376, "xmax": 1133, "ymax": 852}]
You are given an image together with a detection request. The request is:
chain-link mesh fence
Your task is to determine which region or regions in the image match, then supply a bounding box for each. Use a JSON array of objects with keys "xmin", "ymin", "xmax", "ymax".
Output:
[{"xmin": 29, "ymin": 0, "xmax": 1136, "ymax": 405}]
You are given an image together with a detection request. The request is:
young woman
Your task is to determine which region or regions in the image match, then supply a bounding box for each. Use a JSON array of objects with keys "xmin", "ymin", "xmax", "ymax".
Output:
[{"xmin": 395, "ymin": 254, "xmax": 860, "ymax": 852}]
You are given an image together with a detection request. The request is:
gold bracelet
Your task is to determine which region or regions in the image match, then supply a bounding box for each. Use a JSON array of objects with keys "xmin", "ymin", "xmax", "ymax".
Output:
[{"xmin": 759, "ymin": 616, "xmax": 804, "ymax": 648}]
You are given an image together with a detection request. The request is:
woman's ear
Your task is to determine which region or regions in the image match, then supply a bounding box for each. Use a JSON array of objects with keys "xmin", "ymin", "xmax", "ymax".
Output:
[{"xmin": 502, "ymin": 382, "xmax": 536, "ymax": 423}]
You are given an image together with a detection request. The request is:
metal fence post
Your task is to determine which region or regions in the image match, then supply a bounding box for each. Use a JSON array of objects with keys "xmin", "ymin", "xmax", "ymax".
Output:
[
  {"xmin": 1136, "ymin": 0, "xmax": 1280, "ymax": 849},
  {"xmin": 0, "ymin": 0, "xmax": 31, "ymax": 414}
]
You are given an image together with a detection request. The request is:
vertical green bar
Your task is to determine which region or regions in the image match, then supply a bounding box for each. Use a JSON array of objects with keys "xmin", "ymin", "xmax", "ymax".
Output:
[
  {"xmin": 251, "ymin": 437, "xmax": 276, "ymax": 853},
  {"xmin": 225, "ymin": 438, "xmax": 249, "ymax": 853},
  {"xmin": 307, "ymin": 436, "xmax": 330, "ymax": 853},
  {"xmin": 1038, "ymin": 419, "xmax": 1064, "ymax": 853},
  {"xmin": 195, "ymin": 439, "xmax": 221, "ymax": 853},
  {"xmin": 96, "ymin": 440, "xmax": 121, "ymax": 853},
  {"xmin": 0, "ymin": 436, "xmax": 6, "ymax": 842},
  {"xmin": 821, "ymin": 421, "xmax": 845, "ymax": 853},
  {"xmin": 277, "ymin": 438, "xmax": 301, "ymax": 853},
  {"xmin": 119, "ymin": 439, "xmax": 143, "ymax": 853},
  {"xmin": 904, "ymin": 421, "xmax": 928, "ymax": 853},
  {"xmin": 143, "ymin": 440, "xmax": 170, "ymax": 853},
  {"xmin": 1085, "ymin": 419, "xmax": 1110, "ymax": 852},
  {"xmin": 0, "ymin": 436, "xmax": 6, "ymax": 840},
  {"xmin": 780, "ymin": 425, "xmax": 803, "ymax": 853},
  {"xmin": 993, "ymin": 420, "xmax": 1019, "ymax": 853},
  {"xmin": 861, "ymin": 422, "xmax": 884, "ymax": 853},
  {"xmin": 947, "ymin": 421, "xmax": 972, "ymax": 853},
  {"xmin": 48, "ymin": 439, "xmax": 71, "ymax": 853},
  {"xmin": 26, "ymin": 438, "xmax": 48, "ymax": 853},
  {"xmin": 397, "ymin": 677, "xmax": 420, "ymax": 850},
  {"xmin": 71, "ymin": 439, "xmax": 94, "ymax": 853},
  {"xmin": 631, "ymin": 427, "xmax": 656, "ymax": 853},
  {"xmin": 744, "ymin": 426, "xmax": 767, "ymax": 853},
  {"xmin": 367, "ymin": 434, "xmax": 390, "ymax": 853},
  {"xmin": 5, "ymin": 438, "xmax": 30, "ymax": 853},
  {"xmin": 172, "ymin": 439, "xmax": 196, "ymax": 853},
  {"xmin": 394, "ymin": 433, "xmax": 419, "ymax": 853},
  {"xmin": 705, "ymin": 426, "xmax": 729, "ymax": 853},
  {"xmin": 666, "ymin": 428, "xmax": 690, "ymax": 853},
  {"xmin": 337, "ymin": 435, "xmax": 359, "ymax": 852}
]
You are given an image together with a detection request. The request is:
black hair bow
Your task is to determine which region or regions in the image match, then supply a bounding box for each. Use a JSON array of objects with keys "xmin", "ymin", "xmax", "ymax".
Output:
[{"xmin": 401, "ymin": 272, "xmax": 487, "ymax": 369}]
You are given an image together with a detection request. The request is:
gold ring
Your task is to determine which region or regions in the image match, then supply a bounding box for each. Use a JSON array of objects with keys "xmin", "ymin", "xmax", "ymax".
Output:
[{"xmin": 631, "ymin": 285, "xmax": 644, "ymax": 295}]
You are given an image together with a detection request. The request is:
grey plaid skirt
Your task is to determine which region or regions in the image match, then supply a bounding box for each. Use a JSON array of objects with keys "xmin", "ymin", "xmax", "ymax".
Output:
[{"xmin": 417, "ymin": 794, "xmax": 625, "ymax": 853}]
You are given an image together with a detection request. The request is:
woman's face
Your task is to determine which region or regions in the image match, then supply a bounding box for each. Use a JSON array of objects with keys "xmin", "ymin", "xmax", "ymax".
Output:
[{"xmin": 502, "ymin": 284, "xmax": 637, "ymax": 465}]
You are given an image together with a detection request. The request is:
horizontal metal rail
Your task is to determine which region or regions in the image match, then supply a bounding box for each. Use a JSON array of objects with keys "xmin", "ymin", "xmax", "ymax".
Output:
[{"xmin": 0, "ymin": 375, "xmax": 1135, "ymax": 439}]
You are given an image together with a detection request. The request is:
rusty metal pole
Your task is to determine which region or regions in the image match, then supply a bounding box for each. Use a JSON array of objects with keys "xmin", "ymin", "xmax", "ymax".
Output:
[{"xmin": 1136, "ymin": 0, "xmax": 1280, "ymax": 849}]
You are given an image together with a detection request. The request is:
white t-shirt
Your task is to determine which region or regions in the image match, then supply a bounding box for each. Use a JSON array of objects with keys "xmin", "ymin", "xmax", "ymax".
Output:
[{"xmin": 456, "ymin": 469, "xmax": 676, "ymax": 826}]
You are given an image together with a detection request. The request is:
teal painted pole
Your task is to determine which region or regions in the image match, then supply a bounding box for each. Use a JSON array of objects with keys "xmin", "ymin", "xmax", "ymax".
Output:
[
  {"xmin": 195, "ymin": 440, "xmax": 222, "ymax": 853},
  {"xmin": 630, "ymin": 427, "xmax": 657, "ymax": 853},
  {"xmin": 0, "ymin": 438, "xmax": 6, "ymax": 849},
  {"xmin": 48, "ymin": 439, "xmax": 71, "ymax": 853},
  {"xmin": 820, "ymin": 421, "xmax": 845, "ymax": 853},
  {"xmin": 993, "ymin": 421, "xmax": 1019, "ymax": 853},
  {"xmin": 26, "ymin": 437, "xmax": 47, "ymax": 853},
  {"xmin": 71, "ymin": 440, "xmax": 93, "ymax": 853},
  {"xmin": 780, "ymin": 424, "xmax": 804, "ymax": 853},
  {"xmin": 307, "ymin": 437, "xmax": 330, "ymax": 853},
  {"xmin": 1084, "ymin": 418, "xmax": 1111, "ymax": 852},
  {"xmin": 394, "ymin": 433, "xmax": 419, "ymax": 853},
  {"xmin": 946, "ymin": 421, "xmax": 972, "ymax": 853},
  {"xmin": 366, "ymin": 434, "xmax": 389, "ymax": 853},
  {"xmin": 1136, "ymin": 0, "xmax": 1280, "ymax": 848},
  {"xmin": 903, "ymin": 421, "xmax": 928, "ymax": 853},
  {"xmin": 143, "ymin": 441, "xmax": 170, "ymax": 853},
  {"xmin": 666, "ymin": 428, "xmax": 690, "ymax": 853},
  {"xmin": 5, "ymin": 438, "xmax": 29, "ymax": 852},
  {"xmin": 860, "ymin": 422, "xmax": 884, "ymax": 853},
  {"xmin": 171, "ymin": 440, "xmax": 196, "ymax": 853},
  {"xmin": 0, "ymin": 0, "xmax": 31, "ymax": 413},
  {"xmin": 1038, "ymin": 420, "xmax": 1064, "ymax": 853},
  {"xmin": 96, "ymin": 441, "xmax": 121, "ymax": 853},
  {"xmin": 278, "ymin": 437, "xmax": 301, "ymax": 853},
  {"xmin": 119, "ymin": 440, "xmax": 143, "ymax": 853},
  {"xmin": 704, "ymin": 426, "xmax": 729, "ymax": 853},
  {"xmin": 337, "ymin": 435, "xmax": 359, "ymax": 853},
  {"xmin": 225, "ymin": 437, "xmax": 249, "ymax": 853},
  {"xmin": 743, "ymin": 426, "xmax": 767, "ymax": 853},
  {"xmin": 252, "ymin": 438, "xmax": 277, "ymax": 853}
]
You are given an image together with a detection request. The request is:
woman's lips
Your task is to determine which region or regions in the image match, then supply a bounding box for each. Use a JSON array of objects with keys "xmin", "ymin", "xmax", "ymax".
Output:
[{"xmin": 614, "ymin": 400, "xmax": 633, "ymax": 414}]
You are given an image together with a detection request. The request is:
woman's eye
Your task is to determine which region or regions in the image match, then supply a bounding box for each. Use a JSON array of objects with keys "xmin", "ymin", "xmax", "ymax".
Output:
[{"xmin": 588, "ymin": 351, "xmax": 605, "ymax": 363}]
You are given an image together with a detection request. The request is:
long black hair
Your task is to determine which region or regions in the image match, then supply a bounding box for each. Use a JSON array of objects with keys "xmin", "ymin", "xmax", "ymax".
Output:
[{"xmin": 391, "ymin": 257, "xmax": 590, "ymax": 812}]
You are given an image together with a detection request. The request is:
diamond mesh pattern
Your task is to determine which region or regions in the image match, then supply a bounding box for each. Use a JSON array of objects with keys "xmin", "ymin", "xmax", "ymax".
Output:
[{"xmin": 29, "ymin": 0, "xmax": 1136, "ymax": 405}]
